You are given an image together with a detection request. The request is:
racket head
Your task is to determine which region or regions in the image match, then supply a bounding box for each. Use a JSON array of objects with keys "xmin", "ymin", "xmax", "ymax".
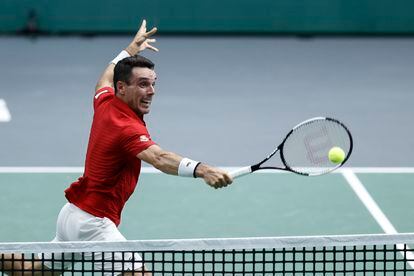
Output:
[{"xmin": 279, "ymin": 117, "xmax": 353, "ymax": 176}]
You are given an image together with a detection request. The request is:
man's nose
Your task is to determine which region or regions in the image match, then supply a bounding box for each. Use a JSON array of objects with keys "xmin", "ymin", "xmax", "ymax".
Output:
[{"xmin": 148, "ymin": 85, "xmax": 155, "ymax": 94}]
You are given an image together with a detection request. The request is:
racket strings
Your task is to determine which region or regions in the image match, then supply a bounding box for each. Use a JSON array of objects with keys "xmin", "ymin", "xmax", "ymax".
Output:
[{"xmin": 282, "ymin": 119, "xmax": 352, "ymax": 175}]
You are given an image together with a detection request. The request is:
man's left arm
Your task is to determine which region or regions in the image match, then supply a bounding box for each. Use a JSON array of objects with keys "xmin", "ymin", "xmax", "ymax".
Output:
[{"xmin": 95, "ymin": 19, "xmax": 158, "ymax": 92}]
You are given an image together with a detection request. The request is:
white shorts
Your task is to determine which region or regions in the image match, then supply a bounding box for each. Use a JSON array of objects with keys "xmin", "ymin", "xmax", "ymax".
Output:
[{"xmin": 42, "ymin": 203, "xmax": 143, "ymax": 274}]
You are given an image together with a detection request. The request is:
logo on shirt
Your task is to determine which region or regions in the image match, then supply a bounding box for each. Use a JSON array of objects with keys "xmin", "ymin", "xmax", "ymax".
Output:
[
  {"xmin": 94, "ymin": 89, "xmax": 110, "ymax": 99},
  {"xmin": 139, "ymin": 135, "xmax": 149, "ymax": 142}
]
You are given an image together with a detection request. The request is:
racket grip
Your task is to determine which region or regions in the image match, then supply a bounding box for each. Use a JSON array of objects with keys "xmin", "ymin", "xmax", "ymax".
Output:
[{"xmin": 229, "ymin": 166, "xmax": 252, "ymax": 179}]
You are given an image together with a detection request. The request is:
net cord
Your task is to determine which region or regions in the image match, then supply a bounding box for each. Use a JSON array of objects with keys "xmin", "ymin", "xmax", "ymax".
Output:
[{"xmin": 1, "ymin": 233, "xmax": 414, "ymax": 254}]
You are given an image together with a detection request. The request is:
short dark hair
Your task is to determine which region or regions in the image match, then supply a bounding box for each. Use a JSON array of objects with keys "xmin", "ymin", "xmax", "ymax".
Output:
[{"xmin": 113, "ymin": 55, "xmax": 155, "ymax": 94}]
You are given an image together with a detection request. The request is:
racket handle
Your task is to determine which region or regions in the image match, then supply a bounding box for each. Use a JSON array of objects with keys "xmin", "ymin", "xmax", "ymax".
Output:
[{"xmin": 229, "ymin": 166, "xmax": 252, "ymax": 179}]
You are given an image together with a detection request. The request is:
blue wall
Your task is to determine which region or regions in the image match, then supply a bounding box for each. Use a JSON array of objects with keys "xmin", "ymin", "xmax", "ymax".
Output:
[{"xmin": 2, "ymin": 0, "xmax": 414, "ymax": 34}]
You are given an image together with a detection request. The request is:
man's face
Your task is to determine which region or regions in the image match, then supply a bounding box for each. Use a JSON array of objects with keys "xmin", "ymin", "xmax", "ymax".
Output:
[{"xmin": 117, "ymin": 67, "xmax": 157, "ymax": 116}]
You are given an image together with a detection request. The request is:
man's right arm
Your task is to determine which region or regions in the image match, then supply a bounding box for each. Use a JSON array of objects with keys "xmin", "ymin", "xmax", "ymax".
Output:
[{"xmin": 137, "ymin": 145, "xmax": 233, "ymax": 189}]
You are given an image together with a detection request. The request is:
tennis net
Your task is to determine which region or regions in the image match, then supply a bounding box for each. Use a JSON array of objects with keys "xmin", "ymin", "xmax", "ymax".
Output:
[{"xmin": 1, "ymin": 233, "xmax": 414, "ymax": 275}]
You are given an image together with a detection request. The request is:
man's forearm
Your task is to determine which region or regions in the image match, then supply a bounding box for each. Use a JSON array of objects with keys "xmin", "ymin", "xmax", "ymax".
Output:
[
  {"xmin": 138, "ymin": 145, "xmax": 198, "ymax": 176},
  {"xmin": 95, "ymin": 63, "xmax": 115, "ymax": 91},
  {"xmin": 151, "ymin": 151, "xmax": 182, "ymax": 175}
]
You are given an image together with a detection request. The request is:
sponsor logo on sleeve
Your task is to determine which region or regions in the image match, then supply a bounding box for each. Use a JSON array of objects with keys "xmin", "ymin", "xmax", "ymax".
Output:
[{"xmin": 139, "ymin": 135, "xmax": 149, "ymax": 142}]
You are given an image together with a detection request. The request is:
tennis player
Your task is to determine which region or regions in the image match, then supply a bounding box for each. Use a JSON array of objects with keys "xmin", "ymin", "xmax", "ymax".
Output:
[{"xmin": 1, "ymin": 20, "xmax": 232, "ymax": 276}]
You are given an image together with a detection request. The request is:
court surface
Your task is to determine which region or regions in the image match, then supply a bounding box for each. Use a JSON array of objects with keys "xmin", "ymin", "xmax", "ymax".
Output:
[
  {"xmin": 0, "ymin": 168, "xmax": 413, "ymax": 242},
  {"xmin": 1, "ymin": 35, "xmax": 413, "ymax": 244}
]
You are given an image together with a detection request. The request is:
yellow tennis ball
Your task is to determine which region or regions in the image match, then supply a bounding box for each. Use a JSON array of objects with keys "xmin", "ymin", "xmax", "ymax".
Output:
[{"xmin": 328, "ymin": 147, "xmax": 345, "ymax": 164}]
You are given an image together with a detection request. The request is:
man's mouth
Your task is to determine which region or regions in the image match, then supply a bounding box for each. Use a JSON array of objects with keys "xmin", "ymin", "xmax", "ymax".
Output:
[{"xmin": 141, "ymin": 100, "xmax": 151, "ymax": 106}]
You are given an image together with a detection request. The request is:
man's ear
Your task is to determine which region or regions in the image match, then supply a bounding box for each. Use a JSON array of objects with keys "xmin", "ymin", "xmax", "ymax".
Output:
[{"xmin": 116, "ymin": 81, "xmax": 127, "ymax": 95}]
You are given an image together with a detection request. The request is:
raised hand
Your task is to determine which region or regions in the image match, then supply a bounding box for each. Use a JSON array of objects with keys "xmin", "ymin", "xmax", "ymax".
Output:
[{"xmin": 125, "ymin": 19, "xmax": 158, "ymax": 56}]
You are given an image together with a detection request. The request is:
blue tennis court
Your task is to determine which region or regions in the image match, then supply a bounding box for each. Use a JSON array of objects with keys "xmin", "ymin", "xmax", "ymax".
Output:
[{"xmin": 1, "ymin": 168, "xmax": 413, "ymax": 242}]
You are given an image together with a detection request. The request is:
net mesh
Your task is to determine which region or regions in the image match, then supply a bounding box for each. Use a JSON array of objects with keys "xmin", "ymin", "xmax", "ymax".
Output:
[
  {"xmin": 282, "ymin": 117, "xmax": 352, "ymax": 175},
  {"xmin": 1, "ymin": 233, "xmax": 413, "ymax": 275}
]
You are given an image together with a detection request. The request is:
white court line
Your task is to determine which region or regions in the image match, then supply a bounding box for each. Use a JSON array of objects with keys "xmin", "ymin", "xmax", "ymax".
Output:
[
  {"xmin": 342, "ymin": 169, "xmax": 414, "ymax": 269},
  {"xmin": 0, "ymin": 99, "xmax": 11, "ymax": 122},
  {"xmin": 0, "ymin": 167, "xmax": 414, "ymax": 173},
  {"xmin": 0, "ymin": 167, "xmax": 85, "ymax": 173},
  {"xmin": 226, "ymin": 167, "xmax": 414, "ymax": 173},
  {"xmin": 349, "ymin": 167, "xmax": 414, "ymax": 173}
]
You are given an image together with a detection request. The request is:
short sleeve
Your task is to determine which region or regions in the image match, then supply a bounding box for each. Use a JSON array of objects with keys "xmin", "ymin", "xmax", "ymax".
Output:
[
  {"xmin": 120, "ymin": 125, "xmax": 156, "ymax": 157},
  {"xmin": 94, "ymin": 87, "xmax": 114, "ymax": 110}
]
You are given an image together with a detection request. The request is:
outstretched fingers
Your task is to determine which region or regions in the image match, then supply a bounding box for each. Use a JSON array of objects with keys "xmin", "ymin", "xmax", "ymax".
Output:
[
  {"xmin": 144, "ymin": 27, "xmax": 157, "ymax": 38},
  {"xmin": 138, "ymin": 19, "xmax": 147, "ymax": 33},
  {"xmin": 126, "ymin": 20, "xmax": 159, "ymax": 55},
  {"xmin": 142, "ymin": 28, "xmax": 159, "ymax": 52}
]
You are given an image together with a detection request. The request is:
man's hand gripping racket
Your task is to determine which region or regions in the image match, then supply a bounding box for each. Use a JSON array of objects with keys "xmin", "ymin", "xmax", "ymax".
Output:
[{"xmin": 229, "ymin": 117, "xmax": 353, "ymax": 179}]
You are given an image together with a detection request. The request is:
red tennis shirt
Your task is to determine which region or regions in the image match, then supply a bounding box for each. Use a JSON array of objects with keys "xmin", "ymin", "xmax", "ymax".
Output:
[{"xmin": 65, "ymin": 87, "xmax": 156, "ymax": 226}]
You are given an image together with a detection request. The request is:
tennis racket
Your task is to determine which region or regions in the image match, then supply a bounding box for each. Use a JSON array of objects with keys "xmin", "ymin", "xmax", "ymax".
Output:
[{"xmin": 229, "ymin": 117, "xmax": 353, "ymax": 178}]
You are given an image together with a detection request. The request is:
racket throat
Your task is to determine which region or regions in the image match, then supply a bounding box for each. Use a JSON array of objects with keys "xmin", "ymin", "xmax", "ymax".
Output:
[
  {"xmin": 254, "ymin": 147, "xmax": 281, "ymax": 171},
  {"xmin": 251, "ymin": 164, "xmax": 261, "ymax": 172}
]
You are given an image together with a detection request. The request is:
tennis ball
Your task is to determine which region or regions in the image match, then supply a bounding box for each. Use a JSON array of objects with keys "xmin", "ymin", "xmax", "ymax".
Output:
[{"xmin": 328, "ymin": 147, "xmax": 345, "ymax": 164}]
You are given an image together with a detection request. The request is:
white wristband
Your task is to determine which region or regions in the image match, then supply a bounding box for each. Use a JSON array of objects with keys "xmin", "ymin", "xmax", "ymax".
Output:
[
  {"xmin": 178, "ymin": 158, "xmax": 201, "ymax": 178},
  {"xmin": 110, "ymin": 50, "xmax": 131, "ymax": 65}
]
